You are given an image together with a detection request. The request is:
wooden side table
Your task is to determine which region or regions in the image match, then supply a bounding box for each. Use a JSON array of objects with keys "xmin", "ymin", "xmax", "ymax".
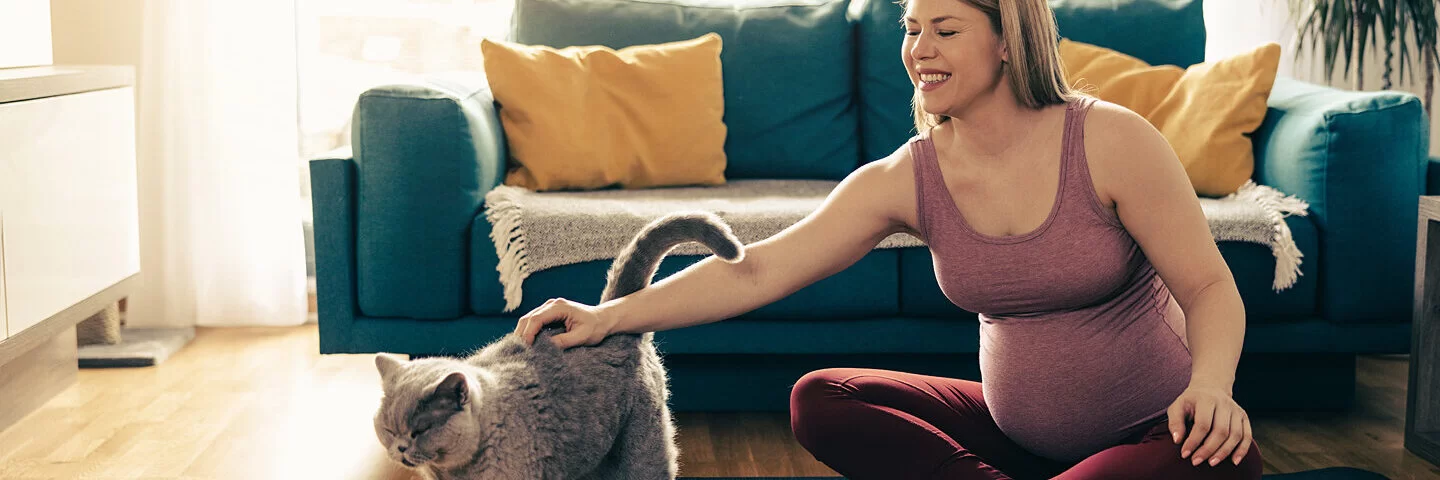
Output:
[{"xmin": 1409, "ymin": 196, "xmax": 1440, "ymax": 465}]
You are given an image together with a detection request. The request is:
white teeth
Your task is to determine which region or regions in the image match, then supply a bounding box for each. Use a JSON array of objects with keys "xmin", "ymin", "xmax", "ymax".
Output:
[{"xmin": 920, "ymin": 73, "xmax": 951, "ymax": 83}]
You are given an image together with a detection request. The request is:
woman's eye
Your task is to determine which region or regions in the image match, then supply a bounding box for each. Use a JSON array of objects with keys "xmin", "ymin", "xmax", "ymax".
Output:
[
  {"xmin": 938, "ymin": 30, "xmax": 956, "ymax": 37},
  {"xmin": 905, "ymin": 30, "xmax": 919, "ymax": 36}
]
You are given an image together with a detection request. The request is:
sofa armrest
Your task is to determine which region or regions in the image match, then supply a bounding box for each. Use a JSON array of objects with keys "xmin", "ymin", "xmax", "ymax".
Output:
[
  {"xmin": 1252, "ymin": 77, "xmax": 1428, "ymax": 324},
  {"xmin": 310, "ymin": 157, "xmax": 359, "ymax": 353},
  {"xmin": 351, "ymin": 73, "xmax": 508, "ymax": 319}
]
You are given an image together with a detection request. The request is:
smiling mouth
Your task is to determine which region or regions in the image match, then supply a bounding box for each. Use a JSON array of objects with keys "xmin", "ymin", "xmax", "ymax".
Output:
[
  {"xmin": 917, "ymin": 72, "xmax": 951, "ymax": 92},
  {"xmin": 920, "ymin": 73, "xmax": 951, "ymax": 84}
]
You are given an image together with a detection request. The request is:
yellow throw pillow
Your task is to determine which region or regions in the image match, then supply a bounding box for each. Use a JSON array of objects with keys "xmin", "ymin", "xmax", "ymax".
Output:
[
  {"xmin": 481, "ymin": 34, "xmax": 727, "ymax": 191},
  {"xmin": 1058, "ymin": 39, "xmax": 1182, "ymax": 117},
  {"xmin": 1060, "ymin": 39, "xmax": 1281, "ymax": 196}
]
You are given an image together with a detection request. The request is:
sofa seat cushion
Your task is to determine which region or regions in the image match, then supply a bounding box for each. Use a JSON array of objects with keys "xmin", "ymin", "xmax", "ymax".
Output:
[
  {"xmin": 899, "ymin": 215, "xmax": 1318, "ymax": 323},
  {"xmin": 472, "ymin": 243, "xmax": 901, "ymax": 319},
  {"xmin": 510, "ymin": 0, "xmax": 860, "ymax": 181}
]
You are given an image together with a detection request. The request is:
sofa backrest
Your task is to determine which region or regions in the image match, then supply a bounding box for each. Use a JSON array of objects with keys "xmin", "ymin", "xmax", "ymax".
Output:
[
  {"xmin": 855, "ymin": 0, "xmax": 1207, "ymax": 163},
  {"xmin": 506, "ymin": 0, "xmax": 1206, "ymax": 179},
  {"xmin": 509, "ymin": 0, "xmax": 861, "ymax": 181}
]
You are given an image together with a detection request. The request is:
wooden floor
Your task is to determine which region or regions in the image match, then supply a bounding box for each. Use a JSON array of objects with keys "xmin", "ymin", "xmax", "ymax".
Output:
[{"xmin": 0, "ymin": 325, "xmax": 1436, "ymax": 479}]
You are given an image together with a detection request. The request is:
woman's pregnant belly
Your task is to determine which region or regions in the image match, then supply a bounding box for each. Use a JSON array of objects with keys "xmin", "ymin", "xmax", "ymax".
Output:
[{"xmin": 977, "ymin": 296, "xmax": 1193, "ymax": 463}]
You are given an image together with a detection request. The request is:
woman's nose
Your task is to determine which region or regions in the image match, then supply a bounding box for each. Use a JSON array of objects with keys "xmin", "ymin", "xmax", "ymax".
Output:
[{"xmin": 910, "ymin": 36, "xmax": 936, "ymax": 60}]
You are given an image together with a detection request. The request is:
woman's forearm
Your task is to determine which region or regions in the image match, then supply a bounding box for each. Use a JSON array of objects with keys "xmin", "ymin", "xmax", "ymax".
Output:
[
  {"xmin": 1183, "ymin": 279, "xmax": 1247, "ymax": 394},
  {"xmin": 597, "ymin": 252, "xmax": 781, "ymax": 335}
]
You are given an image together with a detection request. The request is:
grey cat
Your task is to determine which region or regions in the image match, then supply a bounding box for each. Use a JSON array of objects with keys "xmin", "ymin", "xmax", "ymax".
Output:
[{"xmin": 373, "ymin": 211, "xmax": 744, "ymax": 480}]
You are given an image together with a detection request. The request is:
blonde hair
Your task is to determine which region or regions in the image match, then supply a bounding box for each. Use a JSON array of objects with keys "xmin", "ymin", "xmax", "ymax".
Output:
[{"xmin": 902, "ymin": 0, "xmax": 1073, "ymax": 134}]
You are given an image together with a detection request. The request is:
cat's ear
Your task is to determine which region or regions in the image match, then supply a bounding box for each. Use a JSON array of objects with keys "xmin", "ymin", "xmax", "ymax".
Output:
[
  {"xmin": 428, "ymin": 372, "xmax": 470, "ymax": 410},
  {"xmin": 375, "ymin": 353, "xmax": 405, "ymax": 381}
]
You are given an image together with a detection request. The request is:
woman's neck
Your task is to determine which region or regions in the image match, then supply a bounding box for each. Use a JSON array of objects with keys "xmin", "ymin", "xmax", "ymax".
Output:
[{"xmin": 940, "ymin": 90, "xmax": 1048, "ymax": 162}]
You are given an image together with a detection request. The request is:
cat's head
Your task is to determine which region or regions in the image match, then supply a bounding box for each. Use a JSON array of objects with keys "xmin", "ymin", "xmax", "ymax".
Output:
[{"xmin": 373, "ymin": 353, "xmax": 484, "ymax": 471}]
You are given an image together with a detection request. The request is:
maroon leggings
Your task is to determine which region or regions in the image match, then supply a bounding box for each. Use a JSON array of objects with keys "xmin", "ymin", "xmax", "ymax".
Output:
[{"xmin": 790, "ymin": 368, "xmax": 1263, "ymax": 480}]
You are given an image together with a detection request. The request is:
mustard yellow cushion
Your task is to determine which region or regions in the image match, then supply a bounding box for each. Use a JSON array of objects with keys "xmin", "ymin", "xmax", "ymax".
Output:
[
  {"xmin": 481, "ymin": 34, "xmax": 727, "ymax": 191},
  {"xmin": 1059, "ymin": 39, "xmax": 1182, "ymax": 117},
  {"xmin": 1060, "ymin": 39, "xmax": 1281, "ymax": 196}
]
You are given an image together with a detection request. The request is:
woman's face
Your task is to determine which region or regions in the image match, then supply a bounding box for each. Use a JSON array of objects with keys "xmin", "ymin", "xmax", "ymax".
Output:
[{"xmin": 901, "ymin": 0, "xmax": 1008, "ymax": 117}]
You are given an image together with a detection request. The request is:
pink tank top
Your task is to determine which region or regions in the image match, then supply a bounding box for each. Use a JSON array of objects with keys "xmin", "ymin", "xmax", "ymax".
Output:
[{"xmin": 911, "ymin": 97, "xmax": 1194, "ymax": 462}]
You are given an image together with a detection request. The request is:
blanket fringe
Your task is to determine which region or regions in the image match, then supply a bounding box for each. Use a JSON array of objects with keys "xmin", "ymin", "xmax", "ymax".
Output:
[
  {"xmin": 1226, "ymin": 180, "xmax": 1310, "ymax": 291},
  {"xmin": 484, "ymin": 186, "xmax": 533, "ymax": 312}
]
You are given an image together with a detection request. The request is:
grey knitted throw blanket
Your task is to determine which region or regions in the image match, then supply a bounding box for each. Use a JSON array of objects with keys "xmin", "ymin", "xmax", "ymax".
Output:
[{"xmin": 483, "ymin": 179, "xmax": 1309, "ymax": 312}]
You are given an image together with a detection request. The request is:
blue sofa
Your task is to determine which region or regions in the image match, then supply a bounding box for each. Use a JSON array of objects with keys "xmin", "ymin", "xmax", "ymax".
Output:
[{"xmin": 310, "ymin": 0, "xmax": 1430, "ymax": 412}]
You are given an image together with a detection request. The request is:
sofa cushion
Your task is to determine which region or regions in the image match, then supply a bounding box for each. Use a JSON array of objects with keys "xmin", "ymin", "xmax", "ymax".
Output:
[
  {"xmin": 480, "ymin": 34, "xmax": 728, "ymax": 191},
  {"xmin": 899, "ymin": 215, "xmax": 1318, "ymax": 322},
  {"xmin": 1059, "ymin": 39, "xmax": 1282, "ymax": 196},
  {"xmin": 1222, "ymin": 216, "xmax": 1319, "ymax": 322},
  {"xmin": 1060, "ymin": 39, "xmax": 1281, "ymax": 196},
  {"xmin": 854, "ymin": 0, "xmax": 1206, "ymax": 164},
  {"xmin": 510, "ymin": 0, "xmax": 860, "ymax": 181},
  {"xmin": 1048, "ymin": 0, "xmax": 1206, "ymax": 68},
  {"xmin": 472, "ymin": 244, "xmax": 900, "ymax": 319}
]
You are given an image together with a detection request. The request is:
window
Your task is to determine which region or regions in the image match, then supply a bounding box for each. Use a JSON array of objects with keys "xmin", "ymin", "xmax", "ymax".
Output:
[
  {"xmin": 297, "ymin": 0, "xmax": 512, "ymax": 160},
  {"xmin": 296, "ymin": 0, "xmax": 512, "ymax": 279}
]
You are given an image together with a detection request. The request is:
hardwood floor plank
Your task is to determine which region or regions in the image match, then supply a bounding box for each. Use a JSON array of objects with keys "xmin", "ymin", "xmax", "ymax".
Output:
[{"xmin": 0, "ymin": 325, "xmax": 1434, "ymax": 478}]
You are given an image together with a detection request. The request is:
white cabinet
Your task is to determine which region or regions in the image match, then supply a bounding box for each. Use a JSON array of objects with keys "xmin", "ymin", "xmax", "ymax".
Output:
[{"xmin": 0, "ymin": 87, "xmax": 141, "ymax": 336}]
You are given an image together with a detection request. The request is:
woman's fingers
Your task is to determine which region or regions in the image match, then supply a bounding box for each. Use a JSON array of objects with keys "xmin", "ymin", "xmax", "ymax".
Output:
[
  {"xmin": 1192, "ymin": 406, "xmax": 1229, "ymax": 466},
  {"xmin": 1167, "ymin": 400, "xmax": 1188, "ymax": 444},
  {"xmin": 1182, "ymin": 398, "xmax": 1215, "ymax": 460},
  {"xmin": 1209, "ymin": 411, "xmax": 1245, "ymax": 466},
  {"xmin": 549, "ymin": 323, "xmax": 592, "ymax": 350},
  {"xmin": 1232, "ymin": 416, "xmax": 1253, "ymax": 465},
  {"xmin": 517, "ymin": 299, "xmax": 564, "ymax": 345}
]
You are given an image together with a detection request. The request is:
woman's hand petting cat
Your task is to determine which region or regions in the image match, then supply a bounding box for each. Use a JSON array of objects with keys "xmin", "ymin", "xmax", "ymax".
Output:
[
  {"xmin": 515, "ymin": 298, "xmax": 620, "ymax": 349},
  {"xmin": 1168, "ymin": 384, "xmax": 1252, "ymax": 467}
]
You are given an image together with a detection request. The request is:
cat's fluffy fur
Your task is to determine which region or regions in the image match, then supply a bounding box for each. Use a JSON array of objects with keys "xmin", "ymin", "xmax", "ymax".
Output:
[{"xmin": 373, "ymin": 212, "xmax": 744, "ymax": 480}]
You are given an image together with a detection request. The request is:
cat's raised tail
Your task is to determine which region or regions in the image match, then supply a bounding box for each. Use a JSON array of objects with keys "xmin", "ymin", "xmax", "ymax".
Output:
[{"xmin": 600, "ymin": 212, "xmax": 744, "ymax": 303}]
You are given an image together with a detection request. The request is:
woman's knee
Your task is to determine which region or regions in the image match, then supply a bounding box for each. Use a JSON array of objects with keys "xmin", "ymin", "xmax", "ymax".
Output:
[
  {"xmin": 1072, "ymin": 436, "xmax": 1264, "ymax": 480},
  {"xmin": 789, "ymin": 368, "xmax": 859, "ymax": 449}
]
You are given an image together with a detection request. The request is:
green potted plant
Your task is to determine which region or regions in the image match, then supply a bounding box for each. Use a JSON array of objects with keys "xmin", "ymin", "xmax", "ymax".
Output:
[{"xmin": 1288, "ymin": 0, "xmax": 1438, "ymax": 115}]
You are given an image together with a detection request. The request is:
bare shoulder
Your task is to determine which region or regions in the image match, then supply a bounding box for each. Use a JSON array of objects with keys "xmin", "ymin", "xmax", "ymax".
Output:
[
  {"xmin": 845, "ymin": 141, "xmax": 921, "ymax": 237},
  {"xmin": 1078, "ymin": 98, "xmax": 1178, "ymax": 207}
]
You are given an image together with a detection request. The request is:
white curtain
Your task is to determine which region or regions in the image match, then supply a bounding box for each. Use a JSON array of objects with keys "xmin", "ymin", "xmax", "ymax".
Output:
[{"xmin": 129, "ymin": 0, "xmax": 307, "ymax": 327}]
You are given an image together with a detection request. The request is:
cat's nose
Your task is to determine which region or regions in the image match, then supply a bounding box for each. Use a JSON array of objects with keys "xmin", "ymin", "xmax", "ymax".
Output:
[{"xmin": 397, "ymin": 445, "xmax": 408, "ymax": 453}]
